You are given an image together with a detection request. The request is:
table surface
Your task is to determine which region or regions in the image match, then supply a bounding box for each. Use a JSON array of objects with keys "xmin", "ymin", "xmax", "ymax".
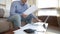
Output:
[{"xmin": 14, "ymin": 22, "xmax": 48, "ymax": 34}]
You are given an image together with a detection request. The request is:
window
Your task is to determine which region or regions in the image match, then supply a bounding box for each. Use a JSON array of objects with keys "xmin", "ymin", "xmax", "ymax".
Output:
[
  {"xmin": 36, "ymin": 0, "xmax": 59, "ymax": 16},
  {"xmin": 38, "ymin": 9, "xmax": 58, "ymax": 16},
  {"xmin": 36, "ymin": 0, "xmax": 58, "ymax": 8}
]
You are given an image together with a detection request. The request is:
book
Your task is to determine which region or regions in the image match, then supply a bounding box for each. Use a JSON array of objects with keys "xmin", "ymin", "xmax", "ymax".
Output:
[{"xmin": 23, "ymin": 5, "xmax": 38, "ymax": 15}]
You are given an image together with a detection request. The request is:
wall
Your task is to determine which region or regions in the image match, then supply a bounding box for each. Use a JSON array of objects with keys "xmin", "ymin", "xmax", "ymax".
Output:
[{"xmin": 4, "ymin": 0, "xmax": 11, "ymax": 17}]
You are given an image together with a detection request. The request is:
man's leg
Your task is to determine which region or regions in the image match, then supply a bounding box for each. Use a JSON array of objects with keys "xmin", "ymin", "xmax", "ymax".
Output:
[
  {"xmin": 9, "ymin": 14, "xmax": 21, "ymax": 28},
  {"xmin": 25, "ymin": 15, "xmax": 32, "ymax": 23}
]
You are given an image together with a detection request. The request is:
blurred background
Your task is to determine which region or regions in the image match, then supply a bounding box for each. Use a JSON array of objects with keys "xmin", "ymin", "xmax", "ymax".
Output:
[{"xmin": 0, "ymin": 0, "xmax": 60, "ymax": 34}]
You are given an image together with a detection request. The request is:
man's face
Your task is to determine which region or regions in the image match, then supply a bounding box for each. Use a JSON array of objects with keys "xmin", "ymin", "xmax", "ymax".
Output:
[{"xmin": 21, "ymin": 0, "xmax": 27, "ymax": 4}]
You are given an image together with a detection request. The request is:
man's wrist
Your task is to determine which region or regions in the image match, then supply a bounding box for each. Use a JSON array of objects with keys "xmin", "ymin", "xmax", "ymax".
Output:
[{"xmin": 38, "ymin": 20, "xmax": 42, "ymax": 22}]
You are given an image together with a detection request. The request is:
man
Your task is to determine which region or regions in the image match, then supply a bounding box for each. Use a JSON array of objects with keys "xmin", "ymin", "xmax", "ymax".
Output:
[{"xmin": 9, "ymin": 0, "xmax": 41, "ymax": 29}]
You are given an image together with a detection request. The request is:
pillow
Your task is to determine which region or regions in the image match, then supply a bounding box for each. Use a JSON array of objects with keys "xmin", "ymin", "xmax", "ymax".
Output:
[{"xmin": 0, "ymin": 8, "xmax": 4, "ymax": 18}]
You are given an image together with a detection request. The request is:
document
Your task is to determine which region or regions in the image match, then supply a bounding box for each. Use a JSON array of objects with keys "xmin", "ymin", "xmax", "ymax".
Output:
[{"xmin": 23, "ymin": 5, "xmax": 38, "ymax": 15}]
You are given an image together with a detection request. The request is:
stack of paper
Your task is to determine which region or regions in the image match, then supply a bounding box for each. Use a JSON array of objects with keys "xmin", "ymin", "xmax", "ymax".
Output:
[{"xmin": 14, "ymin": 22, "xmax": 48, "ymax": 34}]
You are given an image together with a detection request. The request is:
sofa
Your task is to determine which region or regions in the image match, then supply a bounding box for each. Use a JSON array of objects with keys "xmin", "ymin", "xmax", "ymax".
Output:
[{"xmin": 0, "ymin": 8, "xmax": 13, "ymax": 33}]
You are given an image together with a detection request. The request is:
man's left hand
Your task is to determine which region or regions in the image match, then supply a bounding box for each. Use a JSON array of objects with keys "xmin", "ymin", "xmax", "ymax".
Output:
[{"xmin": 36, "ymin": 19, "xmax": 42, "ymax": 22}]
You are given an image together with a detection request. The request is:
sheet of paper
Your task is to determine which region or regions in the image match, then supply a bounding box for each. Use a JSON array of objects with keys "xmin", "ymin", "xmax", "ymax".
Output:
[
  {"xmin": 23, "ymin": 5, "xmax": 38, "ymax": 15},
  {"xmin": 14, "ymin": 30, "xmax": 26, "ymax": 34}
]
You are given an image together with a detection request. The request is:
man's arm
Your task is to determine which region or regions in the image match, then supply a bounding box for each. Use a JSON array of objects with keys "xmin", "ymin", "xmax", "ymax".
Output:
[
  {"xmin": 21, "ymin": 4, "xmax": 28, "ymax": 18},
  {"xmin": 10, "ymin": 2, "xmax": 18, "ymax": 16},
  {"xmin": 31, "ymin": 14, "xmax": 42, "ymax": 22}
]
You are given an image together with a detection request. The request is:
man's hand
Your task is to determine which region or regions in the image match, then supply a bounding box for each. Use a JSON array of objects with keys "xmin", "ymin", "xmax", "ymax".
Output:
[
  {"xmin": 21, "ymin": 14, "xmax": 28, "ymax": 18},
  {"xmin": 36, "ymin": 18, "xmax": 42, "ymax": 22},
  {"xmin": 35, "ymin": 17, "xmax": 42, "ymax": 22},
  {"xmin": 32, "ymin": 18, "xmax": 42, "ymax": 23}
]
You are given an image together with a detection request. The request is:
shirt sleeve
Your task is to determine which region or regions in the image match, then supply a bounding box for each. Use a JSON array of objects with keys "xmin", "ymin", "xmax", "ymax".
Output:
[
  {"xmin": 10, "ymin": 2, "xmax": 19, "ymax": 16},
  {"xmin": 25, "ymin": 4, "xmax": 28, "ymax": 10}
]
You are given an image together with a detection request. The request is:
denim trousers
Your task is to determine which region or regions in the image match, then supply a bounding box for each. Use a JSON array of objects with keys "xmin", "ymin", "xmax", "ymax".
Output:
[{"xmin": 8, "ymin": 14, "xmax": 32, "ymax": 28}]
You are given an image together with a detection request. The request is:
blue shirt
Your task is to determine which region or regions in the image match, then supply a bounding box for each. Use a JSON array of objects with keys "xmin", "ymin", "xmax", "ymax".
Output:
[{"xmin": 10, "ymin": 1, "xmax": 36, "ymax": 18}]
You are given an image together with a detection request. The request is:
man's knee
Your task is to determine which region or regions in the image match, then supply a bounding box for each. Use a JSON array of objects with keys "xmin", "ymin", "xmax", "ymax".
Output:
[
  {"xmin": 11, "ymin": 14, "xmax": 21, "ymax": 20},
  {"xmin": 14, "ymin": 14, "xmax": 21, "ymax": 18},
  {"xmin": 14, "ymin": 14, "xmax": 20, "ymax": 17}
]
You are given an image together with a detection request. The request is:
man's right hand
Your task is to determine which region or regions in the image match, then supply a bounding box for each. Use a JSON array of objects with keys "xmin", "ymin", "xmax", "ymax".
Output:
[{"xmin": 21, "ymin": 14, "xmax": 28, "ymax": 18}]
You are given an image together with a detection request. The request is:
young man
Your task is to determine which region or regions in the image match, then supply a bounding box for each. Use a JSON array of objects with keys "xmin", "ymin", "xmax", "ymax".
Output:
[{"xmin": 9, "ymin": 0, "xmax": 41, "ymax": 29}]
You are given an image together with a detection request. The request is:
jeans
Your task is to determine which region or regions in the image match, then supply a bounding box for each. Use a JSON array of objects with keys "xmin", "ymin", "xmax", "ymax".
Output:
[{"xmin": 8, "ymin": 14, "xmax": 32, "ymax": 28}]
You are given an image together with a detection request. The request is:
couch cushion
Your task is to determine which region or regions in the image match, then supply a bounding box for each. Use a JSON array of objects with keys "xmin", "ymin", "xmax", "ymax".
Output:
[
  {"xmin": 0, "ymin": 18, "xmax": 12, "ymax": 33},
  {"xmin": 0, "ymin": 8, "xmax": 4, "ymax": 18}
]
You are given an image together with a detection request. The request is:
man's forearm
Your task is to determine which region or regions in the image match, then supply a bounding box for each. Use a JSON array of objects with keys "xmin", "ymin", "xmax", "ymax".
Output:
[{"xmin": 35, "ymin": 17, "xmax": 42, "ymax": 22}]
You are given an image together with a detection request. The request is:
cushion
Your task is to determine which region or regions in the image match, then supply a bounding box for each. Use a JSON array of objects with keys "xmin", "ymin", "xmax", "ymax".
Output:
[
  {"xmin": 0, "ymin": 18, "xmax": 13, "ymax": 33},
  {"xmin": 0, "ymin": 8, "xmax": 4, "ymax": 18}
]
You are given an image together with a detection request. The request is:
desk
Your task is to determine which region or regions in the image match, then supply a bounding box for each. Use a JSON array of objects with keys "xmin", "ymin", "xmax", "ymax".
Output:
[{"xmin": 14, "ymin": 22, "xmax": 48, "ymax": 34}]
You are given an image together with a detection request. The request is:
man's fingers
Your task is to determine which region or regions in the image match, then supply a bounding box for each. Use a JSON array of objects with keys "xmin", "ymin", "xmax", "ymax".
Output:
[
  {"xmin": 37, "ymin": 19, "xmax": 42, "ymax": 22},
  {"xmin": 22, "ymin": 14, "xmax": 28, "ymax": 18}
]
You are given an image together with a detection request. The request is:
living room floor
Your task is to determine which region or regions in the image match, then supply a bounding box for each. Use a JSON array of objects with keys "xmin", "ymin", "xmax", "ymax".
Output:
[{"xmin": 1, "ymin": 25, "xmax": 60, "ymax": 34}]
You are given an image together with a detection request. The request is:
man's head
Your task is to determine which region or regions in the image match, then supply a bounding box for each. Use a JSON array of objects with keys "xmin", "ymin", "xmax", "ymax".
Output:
[{"xmin": 21, "ymin": 0, "xmax": 27, "ymax": 4}]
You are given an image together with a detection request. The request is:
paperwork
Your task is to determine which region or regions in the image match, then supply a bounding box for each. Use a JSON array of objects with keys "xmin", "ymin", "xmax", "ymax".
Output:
[
  {"xmin": 14, "ymin": 22, "xmax": 48, "ymax": 34},
  {"xmin": 23, "ymin": 5, "xmax": 38, "ymax": 15}
]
